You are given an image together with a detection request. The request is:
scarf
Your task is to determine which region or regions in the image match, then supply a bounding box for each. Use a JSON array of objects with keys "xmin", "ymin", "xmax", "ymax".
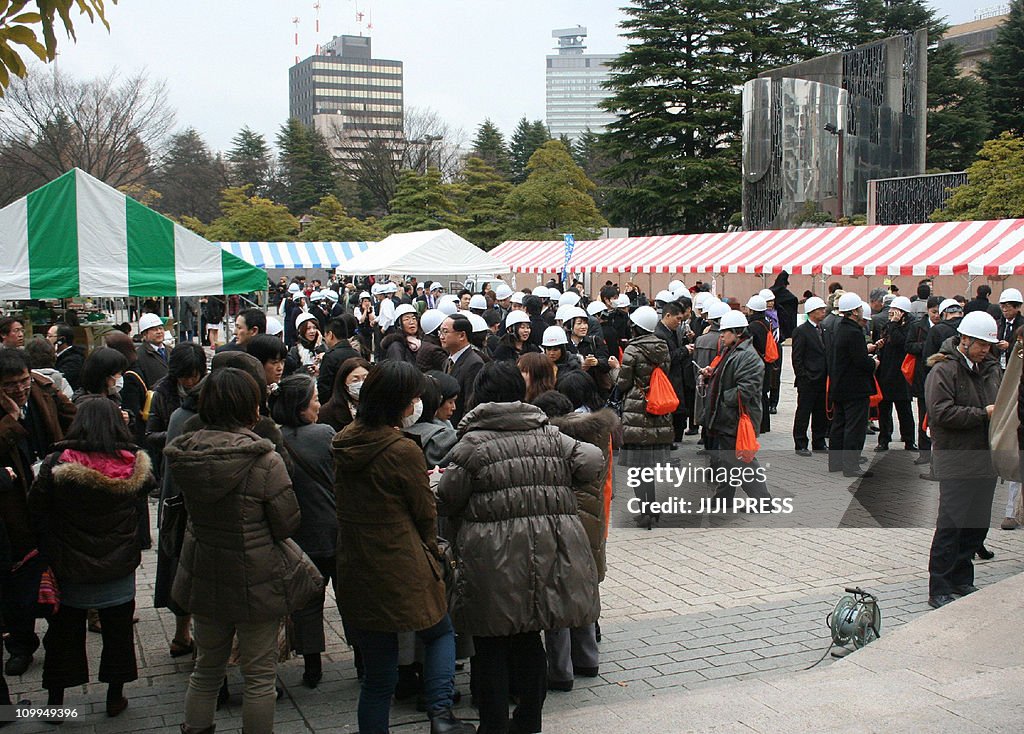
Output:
[{"xmin": 407, "ymin": 336, "xmax": 422, "ymax": 353}]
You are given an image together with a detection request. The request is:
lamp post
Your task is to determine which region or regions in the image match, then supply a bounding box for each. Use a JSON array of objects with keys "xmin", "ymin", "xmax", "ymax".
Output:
[{"xmin": 824, "ymin": 123, "xmax": 844, "ymax": 221}]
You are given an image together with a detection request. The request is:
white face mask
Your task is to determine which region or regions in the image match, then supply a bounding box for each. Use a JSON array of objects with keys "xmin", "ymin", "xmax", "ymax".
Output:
[
  {"xmin": 347, "ymin": 380, "xmax": 363, "ymax": 400},
  {"xmin": 113, "ymin": 375, "xmax": 124, "ymax": 392},
  {"xmin": 401, "ymin": 399, "xmax": 423, "ymax": 428}
]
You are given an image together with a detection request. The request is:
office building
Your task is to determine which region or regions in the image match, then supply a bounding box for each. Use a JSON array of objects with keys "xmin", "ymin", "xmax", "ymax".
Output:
[
  {"xmin": 545, "ymin": 27, "xmax": 617, "ymax": 141},
  {"xmin": 289, "ymin": 35, "xmax": 403, "ymax": 166},
  {"xmin": 938, "ymin": 7, "xmax": 1009, "ymax": 77}
]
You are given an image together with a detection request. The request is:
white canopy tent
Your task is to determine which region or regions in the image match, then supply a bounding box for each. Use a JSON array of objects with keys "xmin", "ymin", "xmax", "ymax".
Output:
[{"xmin": 339, "ymin": 229, "xmax": 509, "ymax": 276}]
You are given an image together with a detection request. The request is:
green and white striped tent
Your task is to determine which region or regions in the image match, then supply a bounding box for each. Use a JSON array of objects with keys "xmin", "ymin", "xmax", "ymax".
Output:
[{"xmin": 0, "ymin": 168, "xmax": 266, "ymax": 299}]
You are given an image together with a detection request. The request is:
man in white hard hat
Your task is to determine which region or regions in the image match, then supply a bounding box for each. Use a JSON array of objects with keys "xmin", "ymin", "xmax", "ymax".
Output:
[
  {"xmin": 493, "ymin": 283, "xmax": 514, "ymax": 319},
  {"xmin": 791, "ymin": 297, "xmax": 830, "ymax": 457},
  {"xmin": 135, "ymin": 312, "xmax": 169, "ymax": 388},
  {"xmin": 924, "ymin": 310, "xmax": 1001, "ymax": 609},
  {"xmin": 827, "ymin": 292, "xmax": 879, "ymax": 478},
  {"xmin": 922, "ymin": 298, "xmax": 964, "ymax": 365}
]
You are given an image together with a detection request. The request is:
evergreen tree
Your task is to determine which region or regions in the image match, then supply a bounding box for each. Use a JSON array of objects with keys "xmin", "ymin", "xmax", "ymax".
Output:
[
  {"xmin": 773, "ymin": 1, "xmax": 848, "ymax": 62},
  {"xmin": 152, "ymin": 128, "xmax": 226, "ymax": 223},
  {"xmin": 227, "ymin": 126, "xmax": 272, "ymax": 198},
  {"xmin": 931, "ymin": 133, "xmax": 1024, "ymax": 221},
  {"xmin": 980, "ymin": 0, "xmax": 1024, "ymax": 135},
  {"xmin": 838, "ymin": 0, "xmax": 943, "ymax": 46},
  {"xmin": 508, "ymin": 117, "xmax": 550, "ymax": 184},
  {"xmin": 600, "ymin": 0, "xmax": 767, "ymax": 234},
  {"xmin": 927, "ymin": 43, "xmax": 990, "ymax": 171},
  {"xmin": 505, "ymin": 141, "xmax": 606, "ymax": 241},
  {"xmin": 275, "ymin": 118, "xmax": 337, "ymax": 215},
  {"xmin": 204, "ymin": 187, "xmax": 300, "ymax": 241},
  {"xmin": 449, "ymin": 157, "xmax": 513, "ymax": 250},
  {"xmin": 471, "ymin": 119, "xmax": 510, "ymax": 177},
  {"xmin": 380, "ymin": 168, "xmax": 464, "ymax": 233},
  {"xmin": 303, "ymin": 194, "xmax": 385, "ymax": 241}
]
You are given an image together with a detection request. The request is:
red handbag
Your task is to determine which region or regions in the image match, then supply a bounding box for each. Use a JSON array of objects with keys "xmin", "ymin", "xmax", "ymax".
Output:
[
  {"xmin": 869, "ymin": 377, "xmax": 883, "ymax": 408},
  {"xmin": 901, "ymin": 354, "xmax": 917, "ymax": 384}
]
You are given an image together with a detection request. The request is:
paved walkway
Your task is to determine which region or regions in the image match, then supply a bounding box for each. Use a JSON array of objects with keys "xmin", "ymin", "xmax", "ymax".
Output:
[{"xmin": 4, "ymin": 358, "xmax": 1022, "ymax": 732}]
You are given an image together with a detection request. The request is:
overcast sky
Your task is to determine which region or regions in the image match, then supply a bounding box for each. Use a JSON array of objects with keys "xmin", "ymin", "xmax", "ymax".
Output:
[{"xmin": 48, "ymin": 0, "xmax": 982, "ymax": 153}]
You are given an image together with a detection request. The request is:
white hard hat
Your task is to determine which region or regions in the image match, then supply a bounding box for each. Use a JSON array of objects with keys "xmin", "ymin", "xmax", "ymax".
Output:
[
  {"xmin": 586, "ymin": 300, "xmax": 607, "ymax": 317},
  {"xmin": 138, "ymin": 313, "xmax": 163, "ymax": 332},
  {"xmin": 469, "ymin": 294, "xmax": 488, "ymax": 311},
  {"xmin": 861, "ymin": 303, "xmax": 872, "ymax": 318},
  {"xmin": 654, "ymin": 289, "xmax": 676, "ymax": 304},
  {"xmin": 759, "ymin": 289, "xmax": 775, "ymax": 302},
  {"xmin": 1000, "ymin": 288, "xmax": 1023, "ymax": 304},
  {"xmin": 558, "ymin": 291, "xmax": 581, "ymax": 307},
  {"xmin": 437, "ymin": 299, "xmax": 458, "ymax": 316},
  {"xmin": 803, "ymin": 296, "xmax": 828, "ymax": 313},
  {"xmin": 563, "ymin": 306, "xmax": 588, "ymax": 323},
  {"xmin": 494, "ymin": 283, "xmax": 513, "ymax": 300},
  {"xmin": 889, "ymin": 296, "xmax": 913, "ymax": 313},
  {"xmin": 310, "ymin": 290, "xmax": 325, "ymax": 302},
  {"xmin": 707, "ymin": 300, "xmax": 732, "ymax": 320},
  {"xmin": 292, "ymin": 291, "xmax": 305, "ymax": 302},
  {"xmin": 554, "ymin": 304, "xmax": 576, "ymax": 323},
  {"xmin": 532, "ymin": 286, "xmax": 550, "ymax": 300},
  {"xmin": 265, "ymin": 317, "xmax": 284, "ymax": 337},
  {"xmin": 394, "ymin": 304, "xmax": 418, "ymax": 319},
  {"xmin": 541, "ymin": 325, "xmax": 568, "ymax": 347},
  {"xmin": 629, "ymin": 305, "xmax": 659, "ymax": 333},
  {"xmin": 467, "ymin": 313, "xmax": 489, "ymax": 333},
  {"xmin": 957, "ymin": 311, "xmax": 999, "ymax": 343},
  {"xmin": 420, "ymin": 309, "xmax": 445, "ymax": 335},
  {"xmin": 668, "ymin": 279, "xmax": 685, "ymax": 292},
  {"xmin": 295, "ymin": 312, "xmax": 317, "ymax": 330},
  {"xmin": 505, "ymin": 311, "xmax": 531, "ymax": 328},
  {"xmin": 359, "ymin": 291, "xmax": 371, "ymax": 301},
  {"xmin": 370, "ymin": 283, "xmax": 384, "ymax": 296},
  {"xmin": 288, "ymin": 283, "xmax": 301, "ymax": 294},
  {"xmin": 429, "ymin": 281, "xmax": 444, "ymax": 292},
  {"xmin": 614, "ymin": 294, "xmax": 631, "ymax": 308},
  {"xmin": 693, "ymin": 292, "xmax": 712, "ymax": 309},
  {"xmin": 837, "ymin": 292, "xmax": 864, "ymax": 312},
  {"xmin": 746, "ymin": 295, "xmax": 767, "ymax": 312},
  {"xmin": 671, "ymin": 287, "xmax": 689, "ymax": 301},
  {"xmin": 510, "ymin": 291, "xmax": 526, "ymax": 305},
  {"xmin": 323, "ymin": 289, "xmax": 339, "ymax": 302},
  {"xmin": 720, "ymin": 311, "xmax": 749, "ymax": 330},
  {"xmin": 939, "ymin": 298, "xmax": 963, "ymax": 314},
  {"xmin": 383, "ymin": 282, "xmax": 398, "ymax": 294}
]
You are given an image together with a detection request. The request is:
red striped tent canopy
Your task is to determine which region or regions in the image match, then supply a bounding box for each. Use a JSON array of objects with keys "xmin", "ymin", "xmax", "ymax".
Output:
[{"xmin": 492, "ymin": 219, "xmax": 1024, "ymax": 276}]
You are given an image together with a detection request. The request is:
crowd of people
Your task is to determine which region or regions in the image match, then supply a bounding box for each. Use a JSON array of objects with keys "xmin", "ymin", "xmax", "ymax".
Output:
[{"xmin": 0, "ymin": 270, "xmax": 1018, "ymax": 731}]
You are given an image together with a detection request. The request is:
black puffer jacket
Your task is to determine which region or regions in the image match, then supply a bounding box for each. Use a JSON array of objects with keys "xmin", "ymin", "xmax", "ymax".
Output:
[
  {"xmin": 29, "ymin": 445, "xmax": 153, "ymax": 583},
  {"xmin": 925, "ymin": 337, "xmax": 1001, "ymax": 480},
  {"xmin": 438, "ymin": 402, "xmax": 602, "ymax": 637},
  {"xmin": 616, "ymin": 334, "xmax": 673, "ymax": 446}
]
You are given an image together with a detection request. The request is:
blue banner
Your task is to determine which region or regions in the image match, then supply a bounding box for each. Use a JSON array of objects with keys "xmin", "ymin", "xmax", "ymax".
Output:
[{"xmin": 562, "ymin": 233, "xmax": 575, "ymax": 283}]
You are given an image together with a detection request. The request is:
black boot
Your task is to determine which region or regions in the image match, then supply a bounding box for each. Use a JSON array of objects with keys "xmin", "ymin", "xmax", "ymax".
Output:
[
  {"xmin": 976, "ymin": 545, "xmax": 995, "ymax": 560},
  {"xmin": 302, "ymin": 654, "xmax": 322, "ymax": 689},
  {"xmin": 429, "ymin": 708, "xmax": 476, "ymax": 734}
]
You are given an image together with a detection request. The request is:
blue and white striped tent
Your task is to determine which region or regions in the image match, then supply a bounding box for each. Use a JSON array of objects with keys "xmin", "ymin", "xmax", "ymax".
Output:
[{"xmin": 217, "ymin": 241, "xmax": 375, "ymax": 270}]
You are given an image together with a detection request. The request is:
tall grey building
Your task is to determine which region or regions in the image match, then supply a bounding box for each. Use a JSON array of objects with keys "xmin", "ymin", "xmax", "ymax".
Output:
[
  {"xmin": 545, "ymin": 27, "xmax": 617, "ymax": 141},
  {"xmin": 289, "ymin": 35, "xmax": 403, "ymax": 165}
]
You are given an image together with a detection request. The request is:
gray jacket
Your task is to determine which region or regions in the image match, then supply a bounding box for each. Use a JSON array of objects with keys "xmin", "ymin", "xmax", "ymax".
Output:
[
  {"xmin": 404, "ymin": 419, "xmax": 458, "ymax": 468},
  {"xmin": 438, "ymin": 402, "xmax": 602, "ymax": 637},
  {"xmin": 704, "ymin": 338, "xmax": 764, "ymax": 438}
]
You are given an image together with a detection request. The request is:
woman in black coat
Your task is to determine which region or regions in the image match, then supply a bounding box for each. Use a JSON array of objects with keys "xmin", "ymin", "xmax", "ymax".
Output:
[{"xmin": 874, "ymin": 299, "xmax": 917, "ymax": 451}]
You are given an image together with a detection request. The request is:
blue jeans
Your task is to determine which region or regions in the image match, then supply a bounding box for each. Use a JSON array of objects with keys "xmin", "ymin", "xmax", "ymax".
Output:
[{"xmin": 347, "ymin": 614, "xmax": 456, "ymax": 734}]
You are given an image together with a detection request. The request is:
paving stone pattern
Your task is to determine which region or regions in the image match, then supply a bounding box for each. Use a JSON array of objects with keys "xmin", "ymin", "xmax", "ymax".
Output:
[{"xmin": 5, "ymin": 358, "xmax": 1022, "ymax": 732}]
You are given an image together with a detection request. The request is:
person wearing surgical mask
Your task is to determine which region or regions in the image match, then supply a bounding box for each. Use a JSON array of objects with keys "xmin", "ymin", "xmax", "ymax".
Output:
[
  {"xmin": 318, "ymin": 358, "xmax": 371, "ymax": 432},
  {"xmin": 75, "ymin": 347, "xmax": 133, "ymax": 427},
  {"xmin": 332, "ymin": 361, "xmax": 471, "ymax": 734}
]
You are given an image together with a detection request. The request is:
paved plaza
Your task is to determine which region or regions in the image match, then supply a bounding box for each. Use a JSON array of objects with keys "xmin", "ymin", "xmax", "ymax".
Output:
[{"xmin": 4, "ymin": 359, "xmax": 1022, "ymax": 732}]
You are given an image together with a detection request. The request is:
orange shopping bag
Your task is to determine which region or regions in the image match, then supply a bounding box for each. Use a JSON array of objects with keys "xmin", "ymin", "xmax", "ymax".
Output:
[
  {"xmin": 736, "ymin": 393, "xmax": 760, "ymax": 463},
  {"xmin": 901, "ymin": 354, "xmax": 917, "ymax": 384},
  {"xmin": 869, "ymin": 377, "xmax": 883, "ymax": 408},
  {"xmin": 645, "ymin": 366, "xmax": 680, "ymax": 415},
  {"xmin": 764, "ymin": 330, "xmax": 779, "ymax": 363}
]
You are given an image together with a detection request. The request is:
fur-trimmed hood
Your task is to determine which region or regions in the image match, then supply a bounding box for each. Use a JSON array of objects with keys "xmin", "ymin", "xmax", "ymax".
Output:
[
  {"xmin": 549, "ymin": 408, "xmax": 618, "ymax": 453},
  {"xmin": 51, "ymin": 448, "xmax": 152, "ymax": 496}
]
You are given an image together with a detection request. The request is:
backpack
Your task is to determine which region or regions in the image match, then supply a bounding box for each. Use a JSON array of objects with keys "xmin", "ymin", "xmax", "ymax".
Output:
[
  {"xmin": 764, "ymin": 329, "xmax": 779, "ymax": 363},
  {"xmin": 645, "ymin": 366, "xmax": 680, "ymax": 416}
]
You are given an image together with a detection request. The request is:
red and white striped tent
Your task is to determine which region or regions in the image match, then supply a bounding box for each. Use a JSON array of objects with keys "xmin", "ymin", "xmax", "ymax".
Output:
[{"xmin": 492, "ymin": 219, "xmax": 1024, "ymax": 276}]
